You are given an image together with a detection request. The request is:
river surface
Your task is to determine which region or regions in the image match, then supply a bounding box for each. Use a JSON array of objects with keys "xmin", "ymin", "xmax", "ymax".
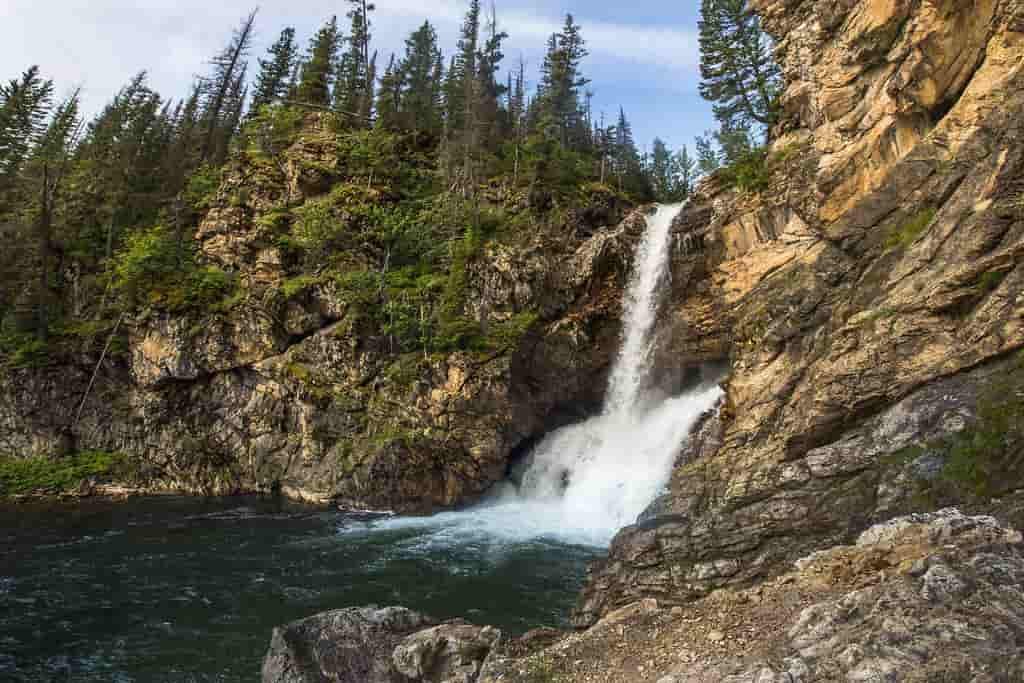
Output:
[{"xmin": 0, "ymin": 496, "xmax": 602, "ymax": 682}]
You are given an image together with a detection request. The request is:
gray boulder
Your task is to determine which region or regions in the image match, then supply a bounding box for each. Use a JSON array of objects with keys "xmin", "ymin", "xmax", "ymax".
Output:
[{"xmin": 262, "ymin": 606, "xmax": 433, "ymax": 683}]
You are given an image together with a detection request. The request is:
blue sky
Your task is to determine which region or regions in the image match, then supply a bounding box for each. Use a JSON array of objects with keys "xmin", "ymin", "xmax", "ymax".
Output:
[{"xmin": 0, "ymin": 0, "xmax": 714, "ymax": 152}]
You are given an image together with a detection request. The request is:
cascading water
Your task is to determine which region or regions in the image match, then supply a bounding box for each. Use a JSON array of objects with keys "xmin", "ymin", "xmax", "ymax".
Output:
[{"xmin": 356, "ymin": 204, "xmax": 723, "ymax": 548}]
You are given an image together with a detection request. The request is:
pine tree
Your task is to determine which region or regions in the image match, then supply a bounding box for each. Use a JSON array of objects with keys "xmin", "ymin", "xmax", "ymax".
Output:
[
  {"xmin": 674, "ymin": 145, "xmax": 697, "ymax": 199},
  {"xmin": 334, "ymin": 0, "xmax": 376, "ymax": 123},
  {"xmin": 376, "ymin": 54, "xmax": 403, "ymax": 130},
  {"xmin": 535, "ymin": 15, "xmax": 590, "ymax": 148},
  {"xmin": 397, "ymin": 21, "xmax": 443, "ymax": 134},
  {"xmin": 441, "ymin": 0, "xmax": 482, "ymax": 187},
  {"xmin": 475, "ymin": 4, "xmax": 509, "ymax": 150},
  {"xmin": 648, "ymin": 140, "xmax": 698, "ymax": 202},
  {"xmin": 250, "ymin": 27, "xmax": 298, "ymax": 112},
  {"xmin": 650, "ymin": 138, "xmax": 674, "ymax": 201},
  {"xmin": 612, "ymin": 108, "xmax": 649, "ymax": 197},
  {"xmin": 698, "ymin": 0, "xmax": 780, "ymax": 130},
  {"xmin": 71, "ymin": 73, "xmax": 169, "ymax": 261},
  {"xmin": 445, "ymin": 0, "xmax": 481, "ymax": 141},
  {"xmin": 695, "ymin": 132, "xmax": 721, "ymax": 175},
  {"xmin": 218, "ymin": 65, "xmax": 248, "ymax": 161},
  {"xmin": 23, "ymin": 90, "xmax": 80, "ymax": 335},
  {"xmin": 296, "ymin": 16, "xmax": 341, "ymax": 107},
  {"xmin": 199, "ymin": 9, "xmax": 257, "ymax": 163},
  {"xmin": 442, "ymin": 56, "xmax": 463, "ymax": 137},
  {"xmin": 0, "ymin": 66, "xmax": 54, "ymax": 193},
  {"xmin": 164, "ymin": 82, "xmax": 203, "ymax": 194}
]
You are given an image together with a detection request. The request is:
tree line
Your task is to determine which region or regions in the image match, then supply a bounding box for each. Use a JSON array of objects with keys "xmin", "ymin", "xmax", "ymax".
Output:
[{"xmin": 0, "ymin": 0, "xmax": 779, "ymax": 355}]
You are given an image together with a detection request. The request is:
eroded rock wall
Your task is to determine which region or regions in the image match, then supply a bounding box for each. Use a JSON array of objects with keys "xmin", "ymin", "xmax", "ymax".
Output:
[{"xmin": 577, "ymin": 0, "xmax": 1024, "ymax": 625}]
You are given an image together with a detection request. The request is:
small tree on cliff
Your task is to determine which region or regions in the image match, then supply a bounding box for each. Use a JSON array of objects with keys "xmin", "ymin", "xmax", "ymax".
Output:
[
  {"xmin": 250, "ymin": 28, "xmax": 299, "ymax": 113},
  {"xmin": 296, "ymin": 16, "xmax": 342, "ymax": 107},
  {"xmin": 698, "ymin": 0, "xmax": 781, "ymax": 132}
]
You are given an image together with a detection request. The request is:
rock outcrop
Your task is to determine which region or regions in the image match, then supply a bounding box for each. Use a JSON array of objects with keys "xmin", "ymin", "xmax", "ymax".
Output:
[
  {"xmin": 576, "ymin": 0, "xmax": 1024, "ymax": 626},
  {"xmin": 261, "ymin": 606, "xmax": 502, "ymax": 683}
]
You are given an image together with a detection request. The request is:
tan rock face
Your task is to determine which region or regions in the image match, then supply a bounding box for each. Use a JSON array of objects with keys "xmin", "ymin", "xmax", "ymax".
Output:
[
  {"xmin": 753, "ymin": 0, "xmax": 1000, "ymax": 224},
  {"xmin": 577, "ymin": 0, "xmax": 1024, "ymax": 626}
]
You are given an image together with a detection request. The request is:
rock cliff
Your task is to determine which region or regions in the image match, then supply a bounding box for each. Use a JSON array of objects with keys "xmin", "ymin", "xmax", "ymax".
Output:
[
  {"xmin": 576, "ymin": 0, "xmax": 1024, "ymax": 627},
  {"xmin": 0, "ymin": 119, "xmax": 645, "ymax": 512}
]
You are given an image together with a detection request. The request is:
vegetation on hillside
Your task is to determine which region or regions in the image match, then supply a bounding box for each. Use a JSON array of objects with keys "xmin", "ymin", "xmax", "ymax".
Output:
[{"xmin": 1, "ymin": 3, "xmax": 732, "ymax": 372}]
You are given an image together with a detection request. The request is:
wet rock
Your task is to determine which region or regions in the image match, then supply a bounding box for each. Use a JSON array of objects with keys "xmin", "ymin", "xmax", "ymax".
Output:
[{"xmin": 261, "ymin": 606, "xmax": 433, "ymax": 683}]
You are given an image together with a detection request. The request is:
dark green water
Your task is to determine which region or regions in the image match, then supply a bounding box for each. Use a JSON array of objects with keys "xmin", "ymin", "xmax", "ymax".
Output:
[{"xmin": 0, "ymin": 496, "xmax": 602, "ymax": 682}]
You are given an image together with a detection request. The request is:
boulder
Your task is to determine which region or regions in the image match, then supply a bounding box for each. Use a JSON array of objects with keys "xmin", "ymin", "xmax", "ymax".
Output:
[{"xmin": 261, "ymin": 606, "xmax": 433, "ymax": 683}]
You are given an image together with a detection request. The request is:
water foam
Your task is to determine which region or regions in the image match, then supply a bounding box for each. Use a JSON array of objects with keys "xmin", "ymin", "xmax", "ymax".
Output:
[{"xmin": 346, "ymin": 204, "xmax": 723, "ymax": 548}]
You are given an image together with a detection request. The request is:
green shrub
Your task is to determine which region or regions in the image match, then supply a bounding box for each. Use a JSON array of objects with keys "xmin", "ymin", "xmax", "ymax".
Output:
[
  {"xmin": 183, "ymin": 164, "xmax": 224, "ymax": 212},
  {"xmin": 0, "ymin": 451, "xmax": 131, "ymax": 496},
  {"xmin": 939, "ymin": 370, "xmax": 1024, "ymax": 497},
  {"xmin": 976, "ymin": 269, "xmax": 1009, "ymax": 293},
  {"xmin": 110, "ymin": 225, "xmax": 238, "ymax": 313},
  {"xmin": 484, "ymin": 311, "xmax": 539, "ymax": 351},
  {"xmin": 280, "ymin": 274, "xmax": 323, "ymax": 300},
  {"xmin": 884, "ymin": 208, "xmax": 936, "ymax": 252},
  {"xmin": 0, "ymin": 329, "xmax": 51, "ymax": 369},
  {"xmin": 719, "ymin": 147, "xmax": 771, "ymax": 193}
]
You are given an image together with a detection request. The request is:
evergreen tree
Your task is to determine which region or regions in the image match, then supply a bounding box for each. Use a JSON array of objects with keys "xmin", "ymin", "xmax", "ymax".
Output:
[
  {"xmin": 650, "ymin": 138, "xmax": 674, "ymax": 201},
  {"xmin": 218, "ymin": 65, "xmax": 248, "ymax": 161},
  {"xmin": 715, "ymin": 119, "xmax": 757, "ymax": 163},
  {"xmin": 698, "ymin": 0, "xmax": 780, "ymax": 130},
  {"xmin": 27, "ymin": 92, "xmax": 82, "ymax": 336},
  {"xmin": 674, "ymin": 145, "xmax": 697, "ymax": 199},
  {"xmin": 475, "ymin": 4, "xmax": 509, "ymax": 148},
  {"xmin": 612, "ymin": 108, "xmax": 649, "ymax": 197},
  {"xmin": 334, "ymin": 0, "xmax": 376, "ymax": 123},
  {"xmin": 445, "ymin": 0, "xmax": 480, "ymax": 140},
  {"xmin": 296, "ymin": 16, "xmax": 341, "ymax": 106},
  {"xmin": 442, "ymin": 0, "xmax": 482, "ymax": 187},
  {"xmin": 397, "ymin": 21, "xmax": 443, "ymax": 134},
  {"xmin": 250, "ymin": 27, "xmax": 298, "ymax": 112},
  {"xmin": 164, "ymin": 82, "xmax": 203, "ymax": 194},
  {"xmin": 536, "ymin": 15, "xmax": 589, "ymax": 148},
  {"xmin": 70, "ymin": 73, "xmax": 169, "ymax": 261},
  {"xmin": 0, "ymin": 66, "xmax": 54, "ymax": 193},
  {"xmin": 199, "ymin": 9, "xmax": 257, "ymax": 163},
  {"xmin": 648, "ymin": 139, "xmax": 697, "ymax": 202},
  {"xmin": 695, "ymin": 132, "xmax": 721, "ymax": 175},
  {"xmin": 376, "ymin": 54, "xmax": 403, "ymax": 130}
]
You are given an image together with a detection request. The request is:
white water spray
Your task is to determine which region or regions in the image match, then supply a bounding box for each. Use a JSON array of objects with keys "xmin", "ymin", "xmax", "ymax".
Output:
[{"xmin": 350, "ymin": 204, "xmax": 723, "ymax": 548}]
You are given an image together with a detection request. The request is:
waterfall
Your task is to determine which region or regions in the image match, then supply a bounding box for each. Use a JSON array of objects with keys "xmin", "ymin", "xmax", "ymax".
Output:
[
  {"xmin": 606, "ymin": 203, "xmax": 687, "ymax": 416},
  {"xmin": 359, "ymin": 204, "xmax": 723, "ymax": 548},
  {"xmin": 509, "ymin": 204, "xmax": 722, "ymax": 544}
]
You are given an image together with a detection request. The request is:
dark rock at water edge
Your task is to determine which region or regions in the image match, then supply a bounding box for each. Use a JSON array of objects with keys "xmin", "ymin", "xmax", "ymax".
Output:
[{"xmin": 261, "ymin": 606, "xmax": 502, "ymax": 683}]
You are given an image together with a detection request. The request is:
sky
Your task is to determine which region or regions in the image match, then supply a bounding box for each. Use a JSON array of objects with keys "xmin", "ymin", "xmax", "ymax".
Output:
[{"xmin": 0, "ymin": 0, "xmax": 716, "ymax": 151}]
